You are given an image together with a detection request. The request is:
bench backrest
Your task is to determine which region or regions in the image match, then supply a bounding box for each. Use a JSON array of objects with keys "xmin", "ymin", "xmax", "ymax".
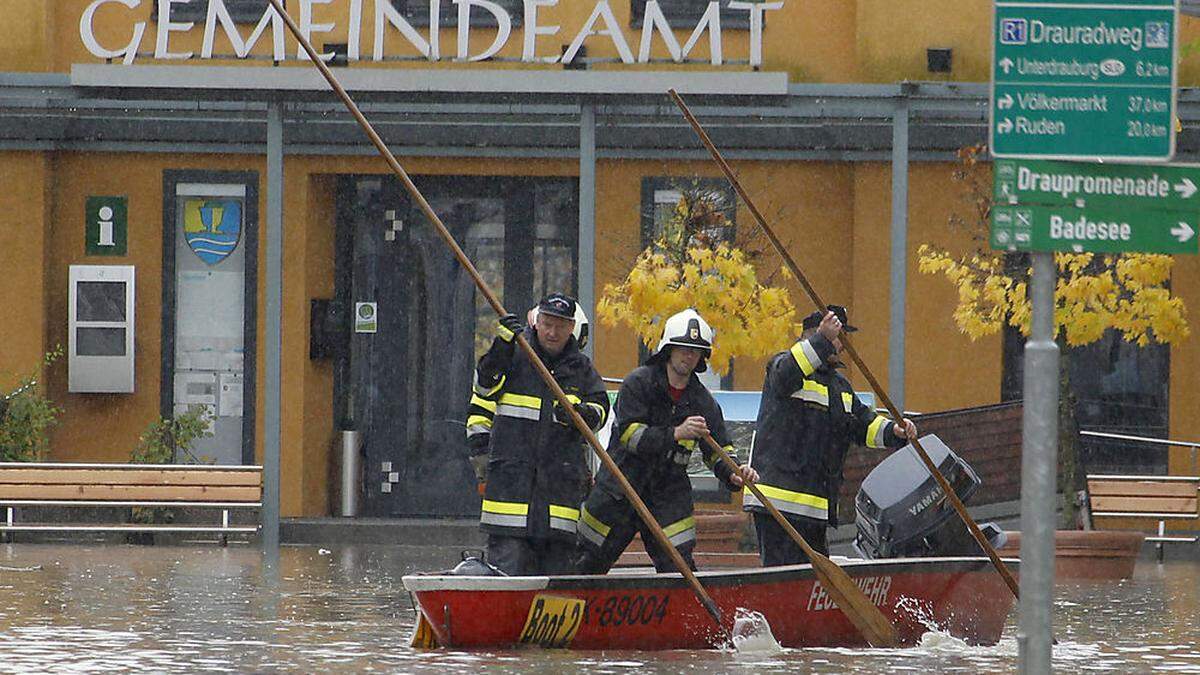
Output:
[
  {"xmin": 0, "ymin": 463, "xmax": 263, "ymax": 503},
  {"xmin": 1087, "ymin": 475, "xmax": 1199, "ymax": 518}
]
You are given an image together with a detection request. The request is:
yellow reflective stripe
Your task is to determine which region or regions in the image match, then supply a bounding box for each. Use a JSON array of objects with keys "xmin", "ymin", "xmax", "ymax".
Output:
[
  {"xmin": 549, "ymin": 504, "xmax": 580, "ymax": 521},
  {"xmin": 756, "ymin": 483, "xmax": 828, "ymax": 510},
  {"xmin": 474, "ymin": 373, "xmax": 505, "ymax": 398},
  {"xmin": 498, "ymin": 392, "xmax": 541, "ymax": 410},
  {"xmin": 662, "ymin": 516, "xmax": 696, "ymax": 538},
  {"xmin": 463, "ymin": 410, "xmax": 492, "ymax": 425},
  {"xmin": 481, "ymin": 499, "xmax": 529, "ymax": 516},
  {"xmin": 470, "ymin": 394, "xmax": 497, "ymax": 412},
  {"xmin": 791, "ymin": 379, "xmax": 829, "ymax": 406},
  {"xmin": 704, "ymin": 445, "xmax": 735, "ymax": 469},
  {"xmin": 496, "ymin": 323, "xmax": 515, "ymax": 342},
  {"xmin": 565, "ymin": 394, "xmax": 582, "ymax": 405},
  {"xmin": 679, "ymin": 439, "xmax": 697, "ymax": 451},
  {"xmin": 790, "ymin": 341, "xmax": 813, "ymax": 375},
  {"xmin": 841, "ymin": 392, "xmax": 853, "ymax": 413},
  {"xmin": 581, "ymin": 506, "xmax": 610, "ymax": 537},
  {"xmin": 790, "ymin": 339, "xmax": 821, "ymax": 376},
  {"xmin": 620, "ymin": 422, "xmax": 647, "ymax": 446},
  {"xmin": 866, "ymin": 416, "xmax": 888, "ymax": 448}
]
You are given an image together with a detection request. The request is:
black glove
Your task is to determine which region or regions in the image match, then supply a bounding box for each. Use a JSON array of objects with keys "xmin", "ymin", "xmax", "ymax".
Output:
[
  {"xmin": 497, "ymin": 313, "xmax": 523, "ymax": 342},
  {"xmin": 554, "ymin": 401, "xmax": 601, "ymax": 429}
]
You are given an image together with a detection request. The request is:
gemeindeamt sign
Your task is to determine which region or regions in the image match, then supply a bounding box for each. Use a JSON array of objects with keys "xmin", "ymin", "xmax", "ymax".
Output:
[
  {"xmin": 991, "ymin": 0, "xmax": 1178, "ymax": 161},
  {"xmin": 81, "ymin": 0, "xmax": 784, "ymax": 67},
  {"xmin": 991, "ymin": 158, "xmax": 1200, "ymax": 254}
]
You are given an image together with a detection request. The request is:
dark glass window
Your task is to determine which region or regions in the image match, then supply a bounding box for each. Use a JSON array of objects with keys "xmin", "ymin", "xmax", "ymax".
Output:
[
  {"xmin": 77, "ymin": 282, "xmax": 126, "ymax": 322},
  {"xmin": 999, "ymin": 256, "xmax": 1171, "ymax": 475},
  {"xmin": 77, "ymin": 327, "xmax": 126, "ymax": 356},
  {"xmin": 153, "ymin": 0, "xmax": 275, "ymax": 24},
  {"xmin": 630, "ymin": 0, "xmax": 768, "ymax": 30},
  {"xmin": 398, "ymin": 0, "xmax": 524, "ymax": 27}
]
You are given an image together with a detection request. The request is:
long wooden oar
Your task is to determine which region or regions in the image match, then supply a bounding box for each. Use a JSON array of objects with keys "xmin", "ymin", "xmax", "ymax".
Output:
[
  {"xmin": 702, "ymin": 434, "xmax": 898, "ymax": 646},
  {"xmin": 265, "ymin": 0, "xmax": 728, "ymax": 638},
  {"xmin": 670, "ymin": 89, "xmax": 1021, "ymax": 602}
]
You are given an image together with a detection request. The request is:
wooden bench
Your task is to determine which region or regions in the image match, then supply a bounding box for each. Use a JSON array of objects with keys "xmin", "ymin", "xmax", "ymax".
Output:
[
  {"xmin": 1087, "ymin": 474, "xmax": 1199, "ymax": 562},
  {"xmin": 0, "ymin": 462, "xmax": 262, "ymax": 545}
]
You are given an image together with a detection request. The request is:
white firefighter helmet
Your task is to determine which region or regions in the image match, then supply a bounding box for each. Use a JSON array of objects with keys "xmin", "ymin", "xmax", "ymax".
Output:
[
  {"xmin": 529, "ymin": 304, "xmax": 590, "ymax": 349},
  {"xmin": 573, "ymin": 304, "xmax": 590, "ymax": 349},
  {"xmin": 647, "ymin": 308, "xmax": 714, "ymax": 372}
]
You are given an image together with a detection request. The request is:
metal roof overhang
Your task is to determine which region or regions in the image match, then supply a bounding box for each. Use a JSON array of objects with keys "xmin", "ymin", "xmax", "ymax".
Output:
[{"xmin": 1, "ymin": 67, "xmax": 1198, "ymax": 161}]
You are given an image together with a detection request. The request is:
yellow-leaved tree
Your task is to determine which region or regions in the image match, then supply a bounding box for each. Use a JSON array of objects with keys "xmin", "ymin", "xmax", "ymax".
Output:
[
  {"xmin": 598, "ymin": 181, "xmax": 797, "ymax": 376},
  {"xmin": 919, "ymin": 144, "xmax": 1190, "ymax": 525}
]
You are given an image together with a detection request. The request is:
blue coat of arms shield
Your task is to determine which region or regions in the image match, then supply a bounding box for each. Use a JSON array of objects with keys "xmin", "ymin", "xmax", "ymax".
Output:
[{"xmin": 183, "ymin": 198, "xmax": 242, "ymax": 265}]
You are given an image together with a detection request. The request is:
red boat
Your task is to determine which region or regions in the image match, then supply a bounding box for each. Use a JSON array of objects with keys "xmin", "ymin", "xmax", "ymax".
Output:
[{"xmin": 402, "ymin": 556, "xmax": 1017, "ymax": 650}]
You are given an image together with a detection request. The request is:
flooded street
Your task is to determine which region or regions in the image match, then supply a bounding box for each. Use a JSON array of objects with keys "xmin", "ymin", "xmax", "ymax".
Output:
[{"xmin": 1, "ymin": 542, "xmax": 1198, "ymax": 673}]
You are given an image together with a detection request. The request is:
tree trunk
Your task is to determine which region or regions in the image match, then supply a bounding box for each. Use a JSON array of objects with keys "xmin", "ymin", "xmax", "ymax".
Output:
[{"xmin": 1056, "ymin": 339, "xmax": 1086, "ymax": 529}]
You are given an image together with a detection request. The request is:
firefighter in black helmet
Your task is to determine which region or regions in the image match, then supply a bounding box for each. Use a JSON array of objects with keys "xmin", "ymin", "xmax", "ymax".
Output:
[
  {"xmin": 468, "ymin": 293, "xmax": 609, "ymax": 576},
  {"xmin": 744, "ymin": 305, "xmax": 917, "ymax": 566},
  {"xmin": 574, "ymin": 309, "xmax": 757, "ymax": 574}
]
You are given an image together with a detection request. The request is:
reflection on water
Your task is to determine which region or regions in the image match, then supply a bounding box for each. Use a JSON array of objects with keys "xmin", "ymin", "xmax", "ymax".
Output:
[{"xmin": 1, "ymin": 543, "xmax": 1198, "ymax": 673}]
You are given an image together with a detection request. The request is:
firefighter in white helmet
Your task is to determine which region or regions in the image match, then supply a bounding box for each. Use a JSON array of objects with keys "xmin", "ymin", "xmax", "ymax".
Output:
[{"xmin": 574, "ymin": 308, "xmax": 757, "ymax": 574}]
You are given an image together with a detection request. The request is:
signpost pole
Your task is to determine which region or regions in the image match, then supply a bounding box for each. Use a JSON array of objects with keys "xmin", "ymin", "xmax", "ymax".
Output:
[{"xmin": 1018, "ymin": 251, "xmax": 1058, "ymax": 674}]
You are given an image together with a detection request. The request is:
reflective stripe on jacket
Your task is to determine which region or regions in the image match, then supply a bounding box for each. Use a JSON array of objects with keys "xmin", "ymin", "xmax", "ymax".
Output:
[
  {"xmin": 473, "ymin": 327, "xmax": 608, "ymax": 542},
  {"xmin": 743, "ymin": 333, "xmax": 904, "ymax": 527}
]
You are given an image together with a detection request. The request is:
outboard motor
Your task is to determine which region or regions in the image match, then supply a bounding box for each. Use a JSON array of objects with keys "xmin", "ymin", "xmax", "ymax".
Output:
[
  {"xmin": 854, "ymin": 434, "xmax": 1007, "ymax": 559},
  {"xmin": 450, "ymin": 550, "xmax": 508, "ymax": 576}
]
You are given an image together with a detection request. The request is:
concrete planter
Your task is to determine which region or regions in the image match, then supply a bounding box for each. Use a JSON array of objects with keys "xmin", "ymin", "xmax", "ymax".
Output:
[{"xmin": 998, "ymin": 530, "xmax": 1145, "ymax": 580}]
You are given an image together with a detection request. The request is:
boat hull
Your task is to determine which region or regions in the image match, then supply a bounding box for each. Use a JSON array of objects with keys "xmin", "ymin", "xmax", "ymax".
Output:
[{"xmin": 403, "ymin": 556, "xmax": 1017, "ymax": 650}]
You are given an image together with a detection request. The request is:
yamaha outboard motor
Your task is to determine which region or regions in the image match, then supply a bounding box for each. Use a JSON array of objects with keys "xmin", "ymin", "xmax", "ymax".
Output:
[
  {"xmin": 854, "ymin": 434, "xmax": 1007, "ymax": 559},
  {"xmin": 450, "ymin": 550, "xmax": 507, "ymax": 576}
]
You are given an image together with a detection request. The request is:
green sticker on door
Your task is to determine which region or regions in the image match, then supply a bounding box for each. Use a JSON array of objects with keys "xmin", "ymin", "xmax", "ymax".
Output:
[{"xmin": 355, "ymin": 302, "xmax": 377, "ymax": 333}]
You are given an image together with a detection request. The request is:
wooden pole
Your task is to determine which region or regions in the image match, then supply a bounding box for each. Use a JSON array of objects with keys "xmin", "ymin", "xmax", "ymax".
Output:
[
  {"xmin": 265, "ymin": 0, "xmax": 728, "ymax": 633},
  {"xmin": 670, "ymin": 89, "xmax": 1021, "ymax": 602},
  {"xmin": 702, "ymin": 434, "xmax": 899, "ymax": 647}
]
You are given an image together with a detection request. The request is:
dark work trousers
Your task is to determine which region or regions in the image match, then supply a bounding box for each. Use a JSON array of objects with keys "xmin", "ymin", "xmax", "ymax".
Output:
[
  {"xmin": 574, "ymin": 519, "xmax": 698, "ymax": 575},
  {"xmin": 754, "ymin": 511, "xmax": 828, "ymax": 567},
  {"xmin": 486, "ymin": 535, "xmax": 576, "ymax": 576}
]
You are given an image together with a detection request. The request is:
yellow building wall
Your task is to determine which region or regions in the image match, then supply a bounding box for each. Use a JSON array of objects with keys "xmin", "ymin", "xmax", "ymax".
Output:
[
  {"xmin": 851, "ymin": 163, "xmax": 1002, "ymax": 413},
  {"xmin": 1170, "ymin": 254, "xmax": 1200, "ymax": 474},
  {"xmin": 0, "ymin": 1, "xmax": 54, "ymax": 73},
  {"xmin": 0, "ymin": 153, "xmax": 51, "ymax": 390}
]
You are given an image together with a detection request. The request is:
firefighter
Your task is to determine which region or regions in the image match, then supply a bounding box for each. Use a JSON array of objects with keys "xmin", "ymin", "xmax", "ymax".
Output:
[
  {"xmin": 466, "ymin": 304, "xmax": 590, "ymax": 494},
  {"xmin": 575, "ymin": 309, "xmax": 757, "ymax": 574},
  {"xmin": 468, "ymin": 293, "xmax": 608, "ymax": 576},
  {"xmin": 744, "ymin": 305, "xmax": 917, "ymax": 566}
]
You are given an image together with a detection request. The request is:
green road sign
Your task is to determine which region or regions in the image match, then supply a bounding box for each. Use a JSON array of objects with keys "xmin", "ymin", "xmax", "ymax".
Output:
[
  {"xmin": 991, "ymin": 0, "xmax": 1177, "ymax": 160},
  {"xmin": 993, "ymin": 158, "xmax": 1200, "ymax": 213},
  {"xmin": 991, "ymin": 203, "xmax": 1196, "ymax": 254}
]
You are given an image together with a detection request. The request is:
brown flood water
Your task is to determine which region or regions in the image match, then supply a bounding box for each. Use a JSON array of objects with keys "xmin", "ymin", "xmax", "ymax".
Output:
[{"xmin": 1, "ymin": 542, "xmax": 1197, "ymax": 673}]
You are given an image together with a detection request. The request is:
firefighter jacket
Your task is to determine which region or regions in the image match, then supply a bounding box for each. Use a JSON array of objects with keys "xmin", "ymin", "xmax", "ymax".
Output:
[
  {"xmin": 579, "ymin": 364, "xmax": 738, "ymax": 551},
  {"xmin": 471, "ymin": 326, "xmax": 609, "ymax": 542},
  {"xmin": 743, "ymin": 333, "xmax": 906, "ymax": 527}
]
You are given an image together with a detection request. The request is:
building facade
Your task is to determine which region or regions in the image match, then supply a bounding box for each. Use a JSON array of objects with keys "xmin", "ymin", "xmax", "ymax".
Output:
[{"xmin": 1, "ymin": 0, "xmax": 1198, "ymax": 518}]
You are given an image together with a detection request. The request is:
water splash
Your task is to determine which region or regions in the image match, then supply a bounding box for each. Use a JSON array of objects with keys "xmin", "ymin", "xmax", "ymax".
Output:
[{"xmin": 730, "ymin": 608, "xmax": 783, "ymax": 655}]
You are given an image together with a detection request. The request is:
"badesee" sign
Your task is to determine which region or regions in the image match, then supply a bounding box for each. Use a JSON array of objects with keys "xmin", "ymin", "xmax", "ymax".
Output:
[{"xmin": 80, "ymin": 0, "xmax": 785, "ymax": 67}]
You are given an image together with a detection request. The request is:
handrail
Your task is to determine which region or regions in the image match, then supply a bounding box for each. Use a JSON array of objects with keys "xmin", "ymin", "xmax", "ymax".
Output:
[
  {"xmin": 1080, "ymin": 430, "xmax": 1200, "ymax": 450},
  {"xmin": 1081, "ymin": 430, "xmax": 1199, "ymax": 475}
]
